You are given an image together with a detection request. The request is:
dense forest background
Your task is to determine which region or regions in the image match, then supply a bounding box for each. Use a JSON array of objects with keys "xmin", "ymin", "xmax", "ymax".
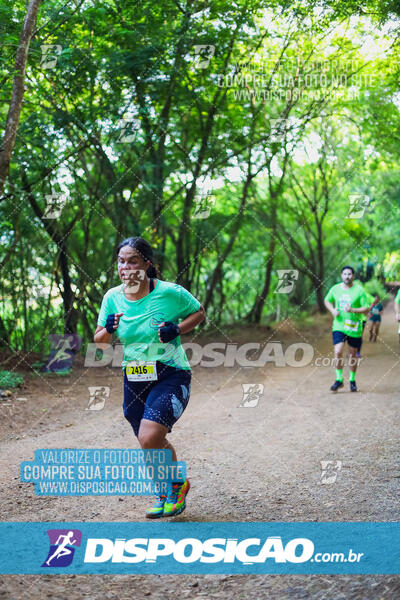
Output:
[{"xmin": 1, "ymin": 0, "xmax": 400, "ymax": 355}]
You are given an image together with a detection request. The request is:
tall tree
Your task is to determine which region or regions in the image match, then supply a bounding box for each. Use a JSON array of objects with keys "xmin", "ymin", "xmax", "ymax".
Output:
[{"xmin": 0, "ymin": 0, "xmax": 42, "ymax": 197}]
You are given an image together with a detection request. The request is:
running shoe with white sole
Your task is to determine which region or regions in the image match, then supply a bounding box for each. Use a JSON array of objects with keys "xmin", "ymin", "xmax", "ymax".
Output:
[
  {"xmin": 145, "ymin": 494, "xmax": 167, "ymax": 519},
  {"xmin": 163, "ymin": 480, "xmax": 190, "ymax": 517},
  {"xmin": 330, "ymin": 380, "xmax": 344, "ymax": 392}
]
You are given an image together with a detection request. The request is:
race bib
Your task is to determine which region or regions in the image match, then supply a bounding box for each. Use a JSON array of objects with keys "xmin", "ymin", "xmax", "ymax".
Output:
[
  {"xmin": 343, "ymin": 319, "xmax": 358, "ymax": 333},
  {"xmin": 126, "ymin": 361, "xmax": 157, "ymax": 382}
]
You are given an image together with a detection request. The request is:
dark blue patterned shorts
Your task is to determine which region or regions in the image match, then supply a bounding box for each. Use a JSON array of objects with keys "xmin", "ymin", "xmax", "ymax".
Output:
[{"xmin": 123, "ymin": 361, "xmax": 191, "ymax": 436}]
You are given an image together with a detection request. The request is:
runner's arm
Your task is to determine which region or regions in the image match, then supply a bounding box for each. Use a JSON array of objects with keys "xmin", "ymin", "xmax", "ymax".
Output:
[
  {"xmin": 348, "ymin": 305, "xmax": 370, "ymax": 314},
  {"xmin": 94, "ymin": 326, "xmax": 112, "ymax": 346},
  {"xmin": 178, "ymin": 305, "xmax": 206, "ymax": 335},
  {"xmin": 94, "ymin": 313, "xmax": 123, "ymax": 346},
  {"xmin": 324, "ymin": 299, "xmax": 338, "ymax": 317},
  {"xmin": 395, "ymin": 299, "xmax": 400, "ymax": 320}
]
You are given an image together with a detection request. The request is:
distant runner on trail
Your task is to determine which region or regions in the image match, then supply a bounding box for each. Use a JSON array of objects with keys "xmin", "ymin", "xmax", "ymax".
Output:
[
  {"xmin": 367, "ymin": 294, "xmax": 383, "ymax": 343},
  {"xmin": 353, "ymin": 281, "xmax": 374, "ymax": 358},
  {"xmin": 324, "ymin": 266, "xmax": 370, "ymax": 392},
  {"xmin": 94, "ymin": 237, "xmax": 205, "ymax": 518},
  {"xmin": 394, "ymin": 288, "xmax": 400, "ymax": 344}
]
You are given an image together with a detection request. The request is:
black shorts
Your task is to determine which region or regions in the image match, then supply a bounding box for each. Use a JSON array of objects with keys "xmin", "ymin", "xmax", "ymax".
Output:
[
  {"xmin": 369, "ymin": 316, "xmax": 381, "ymax": 323},
  {"xmin": 332, "ymin": 330, "xmax": 362, "ymax": 350},
  {"xmin": 123, "ymin": 361, "xmax": 191, "ymax": 437}
]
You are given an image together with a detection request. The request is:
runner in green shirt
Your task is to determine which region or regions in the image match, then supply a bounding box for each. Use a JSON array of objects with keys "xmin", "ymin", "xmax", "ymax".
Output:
[
  {"xmin": 94, "ymin": 237, "xmax": 205, "ymax": 519},
  {"xmin": 324, "ymin": 266, "xmax": 370, "ymax": 392},
  {"xmin": 394, "ymin": 289, "xmax": 400, "ymax": 343}
]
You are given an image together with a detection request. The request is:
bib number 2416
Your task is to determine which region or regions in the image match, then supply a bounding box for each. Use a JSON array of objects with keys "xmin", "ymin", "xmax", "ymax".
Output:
[{"xmin": 126, "ymin": 361, "xmax": 157, "ymax": 382}]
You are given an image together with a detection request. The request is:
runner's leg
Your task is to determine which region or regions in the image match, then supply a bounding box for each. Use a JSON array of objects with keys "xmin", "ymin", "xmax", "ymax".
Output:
[
  {"xmin": 330, "ymin": 339, "xmax": 345, "ymax": 390},
  {"xmin": 333, "ymin": 341, "xmax": 345, "ymax": 374},
  {"xmin": 368, "ymin": 321, "xmax": 373, "ymax": 341},
  {"xmin": 138, "ymin": 419, "xmax": 178, "ymax": 461},
  {"xmin": 138, "ymin": 365, "xmax": 191, "ymax": 518},
  {"xmin": 358, "ymin": 320, "xmax": 366, "ymax": 357},
  {"xmin": 347, "ymin": 337, "xmax": 361, "ymax": 391},
  {"xmin": 348, "ymin": 345, "xmax": 358, "ymax": 376},
  {"xmin": 122, "ymin": 370, "xmax": 148, "ymax": 437}
]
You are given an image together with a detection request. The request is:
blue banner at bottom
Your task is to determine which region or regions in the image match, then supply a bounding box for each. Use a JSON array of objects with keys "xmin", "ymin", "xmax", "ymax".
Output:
[{"xmin": 0, "ymin": 522, "xmax": 399, "ymax": 574}]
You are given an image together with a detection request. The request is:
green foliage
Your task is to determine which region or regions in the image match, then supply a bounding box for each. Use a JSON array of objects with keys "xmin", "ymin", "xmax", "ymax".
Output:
[
  {"xmin": 363, "ymin": 278, "xmax": 390, "ymax": 300},
  {"xmin": 383, "ymin": 251, "xmax": 400, "ymax": 280},
  {"xmin": 0, "ymin": 370, "xmax": 23, "ymax": 389},
  {"xmin": 1, "ymin": 0, "xmax": 400, "ymax": 347}
]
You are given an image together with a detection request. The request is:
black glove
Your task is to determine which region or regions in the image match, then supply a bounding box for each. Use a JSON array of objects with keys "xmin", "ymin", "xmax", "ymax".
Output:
[
  {"xmin": 105, "ymin": 313, "xmax": 117, "ymax": 334},
  {"xmin": 159, "ymin": 321, "xmax": 180, "ymax": 343}
]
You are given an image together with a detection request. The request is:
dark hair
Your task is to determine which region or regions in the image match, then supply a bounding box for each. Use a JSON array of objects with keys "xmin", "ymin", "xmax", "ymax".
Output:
[
  {"xmin": 341, "ymin": 265, "xmax": 354, "ymax": 274},
  {"xmin": 117, "ymin": 237, "xmax": 158, "ymax": 278}
]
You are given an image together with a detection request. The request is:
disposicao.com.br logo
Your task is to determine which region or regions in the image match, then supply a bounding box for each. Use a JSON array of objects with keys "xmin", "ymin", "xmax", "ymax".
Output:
[
  {"xmin": 42, "ymin": 529, "xmax": 82, "ymax": 567},
  {"xmin": 0, "ymin": 522, "xmax": 390, "ymax": 574},
  {"xmin": 82, "ymin": 536, "xmax": 363, "ymax": 565}
]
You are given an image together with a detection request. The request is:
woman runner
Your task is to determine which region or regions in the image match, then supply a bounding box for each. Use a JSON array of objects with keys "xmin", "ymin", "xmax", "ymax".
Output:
[
  {"xmin": 94, "ymin": 237, "xmax": 205, "ymax": 517},
  {"xmin": 367, "ymin": 294, "xmax": 383, "ymax": 343}
]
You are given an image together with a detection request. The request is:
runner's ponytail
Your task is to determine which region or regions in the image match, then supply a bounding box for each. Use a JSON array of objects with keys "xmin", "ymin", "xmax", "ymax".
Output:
[{"xmin": 146, "ymin": 263, "xmax": 158, "ymax": 278}]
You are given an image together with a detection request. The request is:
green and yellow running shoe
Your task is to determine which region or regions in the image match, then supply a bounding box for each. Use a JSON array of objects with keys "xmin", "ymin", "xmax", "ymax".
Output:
[
  {"xmin": 163, "ymin": 479, "xmax": 190, "ymax": 517},
  {"xmin": 145, "ymin": 494, "xmax": 167, "ymax": 519}
]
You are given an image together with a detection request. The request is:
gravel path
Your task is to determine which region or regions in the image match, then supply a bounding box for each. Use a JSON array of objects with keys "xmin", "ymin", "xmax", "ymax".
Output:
[{"xmin": 1, "ymin": 305, "xmax": 399, "ymax": 598}]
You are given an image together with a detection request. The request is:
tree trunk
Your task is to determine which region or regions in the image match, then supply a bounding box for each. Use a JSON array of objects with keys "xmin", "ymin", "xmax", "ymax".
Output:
[
  {"xmin": 203, "ymin": 175, "xmax": 251, "ymax": 311},
  {"xmin": 0, "ymin": 0, "xmax": 42, "ymax": 197},
  {"xmin": 41, "ymin": 257, "xmax": 57, "ymax": 348},
  {"xmin": 315, "ymin": 283, "xmax": 326, "ymax": 313},
  {"xmin": 247, "ymin": 199, "xmax": 277, "ymax": 323},
  {"xmin": 57, "ymin": 242, "xmax": 79, "ymax": 334},
  {"xmin": 251, "ymin": 237, "xmax": 276, "ymax": 323},
  {"xmin": 0, "ymin": 315, "xmax": 10, "ymax": 347},
  {"xmin": 315, "ymin": 219, "xmax": 326, "ymax": 313},
  {"xmin": 20, "ymin": 238, "xmax": 29, "ymax": 351}
]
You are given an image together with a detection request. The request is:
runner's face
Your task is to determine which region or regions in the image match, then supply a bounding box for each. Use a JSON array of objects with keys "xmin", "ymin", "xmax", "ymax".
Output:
[
  {"xmin": 341, "ymin": 269, "xmax": 354, "ymax": 284},
  {"xmin": 117, "ymin": 247, "xmax": 149, "ymax": 282}
]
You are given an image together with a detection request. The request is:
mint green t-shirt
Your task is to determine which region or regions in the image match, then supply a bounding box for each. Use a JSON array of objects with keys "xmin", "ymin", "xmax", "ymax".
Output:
[
  {"xmin": 395, "ymin": 289, "xmax": 400, "ymax": 305},
  {"xmin": 97, "ymin": 279, "xmax": 201, "ymax": 370},
  {"xmin": 324, "ymin": 283, "xmax": 368, "ymax": 337}
]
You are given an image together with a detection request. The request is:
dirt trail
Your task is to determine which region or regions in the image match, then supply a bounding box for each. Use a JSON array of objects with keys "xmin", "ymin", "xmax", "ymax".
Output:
[{"xmin": 0, "ymin": 303, "xmax": 399, "ymax": 598}]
